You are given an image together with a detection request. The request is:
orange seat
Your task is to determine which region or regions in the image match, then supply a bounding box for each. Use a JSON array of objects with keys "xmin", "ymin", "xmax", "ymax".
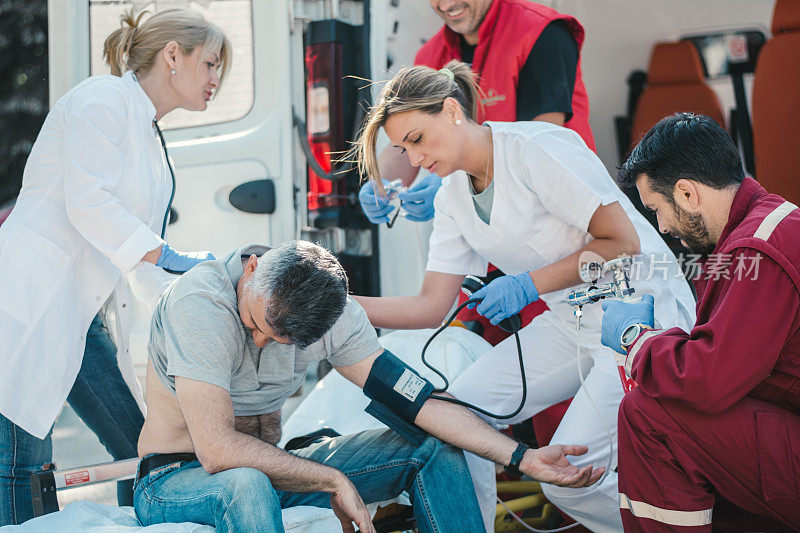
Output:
[
  {"xmin": 752, "ymin": 0, "xmax": 800, "ymax": 203},
  {"xmin": 629, "ymin": 41, "xmax": 726, "ymax": 151}
]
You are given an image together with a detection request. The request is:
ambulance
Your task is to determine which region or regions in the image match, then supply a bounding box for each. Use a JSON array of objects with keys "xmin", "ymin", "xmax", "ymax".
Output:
[{"xmin": 7, "ymin": 0, "xmax": 792, "ymax": 530}]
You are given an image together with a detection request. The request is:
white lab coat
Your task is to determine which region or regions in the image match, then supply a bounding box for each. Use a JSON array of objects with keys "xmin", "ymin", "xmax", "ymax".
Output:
[
  {"xmin": 428, "ymin": 121, "xmax": 696, "ymax": 532},
  {"xmin": 0, "ymin": 71, "xmax": 170, "ymax": 439}
]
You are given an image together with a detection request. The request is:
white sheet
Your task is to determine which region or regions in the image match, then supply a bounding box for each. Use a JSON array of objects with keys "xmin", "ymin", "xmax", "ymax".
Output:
[
  {"xmin": 0, "ymin": 501, "xmax": 212, "ymax": 532},
  {"xmin": 0, "ymin": 501, "xmax": 357, "ymax": 533}
]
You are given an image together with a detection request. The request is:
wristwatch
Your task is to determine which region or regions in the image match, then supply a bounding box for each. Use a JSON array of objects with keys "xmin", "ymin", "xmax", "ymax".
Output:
[
  {"xmin": 621, "ymin": 323, "xmax": 651, "ymax": 349},
  {"xmin": 505, "ymin": 442, "xmax": 530, "ymax": 476}
]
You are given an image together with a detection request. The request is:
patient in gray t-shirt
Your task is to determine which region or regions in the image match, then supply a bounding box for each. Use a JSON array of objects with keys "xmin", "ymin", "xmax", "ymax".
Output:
[
  {"xmin": 148, "ymin": 243, "xmax": 382, "ymax": 417},
  {"xmin": 136, "ymin": 240, "xmax": 488, "ymax": 531}
]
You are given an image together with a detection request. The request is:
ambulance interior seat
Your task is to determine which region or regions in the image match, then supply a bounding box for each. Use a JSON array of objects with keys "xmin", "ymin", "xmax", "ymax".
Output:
[
  {"xmin": 752, "ymin": 0, "xmax": 800, "ymax": 205},
  {"xmin": 628, "ymin": 41, "xmax": 727, "ymax": 153},
  {"xmin": 618, "ymin": 41, "xmax": 726, "ymax": 264}
]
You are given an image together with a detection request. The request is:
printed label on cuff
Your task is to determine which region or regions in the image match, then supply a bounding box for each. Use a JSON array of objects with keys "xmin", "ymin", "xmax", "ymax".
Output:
[{"xmin": 394, "ymin": 370, "xmax": 426, "ymax": 401}]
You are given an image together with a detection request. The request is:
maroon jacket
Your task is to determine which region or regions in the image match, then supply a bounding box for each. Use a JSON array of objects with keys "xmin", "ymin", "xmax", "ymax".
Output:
[
  {"xmin": 625, "ymin": 177, "xmax": 800, "ymax": 414},
  {"xmin": 414, "ymin": 0, "xmax": 595, "ymax": 151}
]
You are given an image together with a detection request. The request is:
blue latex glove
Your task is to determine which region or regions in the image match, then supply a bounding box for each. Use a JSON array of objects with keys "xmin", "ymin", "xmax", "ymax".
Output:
[
  {"xmin": 467, "ymin": 272, "xmax": 539, "ymax": 326},
  {"xmin": 398, "ymin": 174, "xmax": 441, "ymax": 222},
  {"xmin": 156, "ymin": 243, "xmax": 216, "ymax": 273},
  {"xmin": 600, "ymin": 294, "xmax": 656, "ymax": 354},
  {"xmin": 358, "ymin": 179, "xmax": 395, "ymax": 224}
]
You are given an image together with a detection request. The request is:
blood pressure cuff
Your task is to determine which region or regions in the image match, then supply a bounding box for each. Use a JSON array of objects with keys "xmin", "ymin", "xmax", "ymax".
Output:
[{"xmin": 363, "ymin": 350, "xmax": 434, "ymax": 423}]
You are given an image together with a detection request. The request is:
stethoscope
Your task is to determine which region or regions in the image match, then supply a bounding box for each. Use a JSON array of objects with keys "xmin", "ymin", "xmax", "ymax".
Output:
[
  {"xmin": 153, "ymin": 120, "xmax": 176, "ymax": 240},
  {"xmin": 132, "ymin": 71, "xmax": 176, "ymax": 241}
]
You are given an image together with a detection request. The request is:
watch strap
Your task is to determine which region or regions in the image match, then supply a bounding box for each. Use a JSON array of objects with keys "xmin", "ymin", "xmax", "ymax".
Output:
[{"xmin": 504, "ymin": 442, "xmax": 530, "ymax": 476}]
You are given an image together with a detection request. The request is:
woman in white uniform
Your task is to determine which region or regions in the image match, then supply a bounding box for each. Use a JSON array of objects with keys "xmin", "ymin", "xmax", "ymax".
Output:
[
  {"xmin": 0, "ymin": 9, "xmax": 229, "ymax": 525},
  {"xmin": 353, "ymin": 61, "xmax": 696, "ymax": 532}
]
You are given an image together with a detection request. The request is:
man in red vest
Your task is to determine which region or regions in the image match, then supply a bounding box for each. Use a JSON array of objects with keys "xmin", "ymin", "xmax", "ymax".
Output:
[
  {"xmin": 604, "ymin": 113, "xmax": 800, "ymax": 531},
  {"xmin": 416, "ymin": 0, "xmax": 594, "ymax": 143}
]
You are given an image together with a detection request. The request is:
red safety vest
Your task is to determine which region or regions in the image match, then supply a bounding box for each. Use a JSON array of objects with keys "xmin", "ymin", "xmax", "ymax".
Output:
[{"xmin": 415, "ymin": 0, "xmax": 595, "ymax": 151}]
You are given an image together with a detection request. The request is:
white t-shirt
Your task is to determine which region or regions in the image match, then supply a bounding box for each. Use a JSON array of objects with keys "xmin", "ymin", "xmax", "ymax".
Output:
[{"xmin": 427, "ymin": 121, "xmax": 695, "ymax": 330}]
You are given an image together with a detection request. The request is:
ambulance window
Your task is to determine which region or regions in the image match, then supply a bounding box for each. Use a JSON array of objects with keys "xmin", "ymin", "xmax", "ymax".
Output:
[
  {"xmin": 683, "ymin": 30, "xmax": 766, "ymax": 78},
  {"xmin": 89, "ymin": 0, "xmax": 254, "ymax": 131}
]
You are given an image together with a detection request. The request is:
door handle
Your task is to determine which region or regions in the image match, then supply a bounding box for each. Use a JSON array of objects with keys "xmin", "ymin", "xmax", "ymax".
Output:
[{"xmin": 228, "ymin": 179, "xmax": 276, "ymax": 214}]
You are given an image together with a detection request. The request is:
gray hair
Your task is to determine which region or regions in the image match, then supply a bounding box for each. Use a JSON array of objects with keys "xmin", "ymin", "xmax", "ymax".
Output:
[{"xmin": 245, "ymin": 241, "xmax": 348, "ymax": 349}]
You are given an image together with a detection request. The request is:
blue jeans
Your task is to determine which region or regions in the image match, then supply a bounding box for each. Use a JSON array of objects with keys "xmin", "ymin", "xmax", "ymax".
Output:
[
  {"xmin": 0, "ymin": 315, "xmax": 145, "ymax": 525},
  {"xmin": 134, "ymin": 429, "xmax": 485, "ymax": 533}
]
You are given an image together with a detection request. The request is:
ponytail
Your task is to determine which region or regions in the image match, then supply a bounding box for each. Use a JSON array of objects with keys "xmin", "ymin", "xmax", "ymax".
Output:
[
  {"xmin": 103, "ymin": 9, "xmax": 148, "ymax": 77},
  {"xmin": 445, "ymin": 60, "xmax": 481, "ymax": 125}
]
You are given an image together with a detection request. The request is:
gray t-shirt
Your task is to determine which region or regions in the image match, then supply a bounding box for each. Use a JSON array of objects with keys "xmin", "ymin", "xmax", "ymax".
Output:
[
  {"xmin": 148, "ymin": 244, "xmax": 382, "ymax": 415},
  {"xmin": 469, "ymin": 178, "xmax": 495, "ymax": 225}
]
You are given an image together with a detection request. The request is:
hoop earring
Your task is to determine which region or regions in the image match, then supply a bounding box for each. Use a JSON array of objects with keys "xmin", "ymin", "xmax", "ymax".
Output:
[{"xmin": 455, "ymin": 119, "xmax": 462, "ymax": 125}]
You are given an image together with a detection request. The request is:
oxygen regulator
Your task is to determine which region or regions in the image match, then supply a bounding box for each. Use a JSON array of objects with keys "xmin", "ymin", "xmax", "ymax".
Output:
[{"xmin": 566, "ymin": 257, "xmax": 638, "ymax": 324}]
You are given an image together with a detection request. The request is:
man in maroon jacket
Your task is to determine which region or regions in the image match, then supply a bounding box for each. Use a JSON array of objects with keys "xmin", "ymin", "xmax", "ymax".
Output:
[{"xmin": 602, "ymin": 112, "xmax": 800, "ymax": 531}]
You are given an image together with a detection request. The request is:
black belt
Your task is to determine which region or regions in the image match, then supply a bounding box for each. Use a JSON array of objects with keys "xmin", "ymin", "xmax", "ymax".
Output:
[{"xmin": 136, "ymin": 452, "xmax": 197, "ymax": 482}]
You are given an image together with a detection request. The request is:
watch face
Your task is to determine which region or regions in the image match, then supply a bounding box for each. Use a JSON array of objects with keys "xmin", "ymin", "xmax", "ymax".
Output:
[{"xmin": 622, "ymin": 324, "xmax": 640, "ymax": 346}]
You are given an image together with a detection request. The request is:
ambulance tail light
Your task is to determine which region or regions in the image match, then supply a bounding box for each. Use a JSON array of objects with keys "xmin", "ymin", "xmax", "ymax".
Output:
[
  {"xmin": 304, "ymin": 35, "xmax": 347, "ymax": 215},
  {"xmin": 299, "ymin": 17, "xmax": 380, "ymax": 298}
]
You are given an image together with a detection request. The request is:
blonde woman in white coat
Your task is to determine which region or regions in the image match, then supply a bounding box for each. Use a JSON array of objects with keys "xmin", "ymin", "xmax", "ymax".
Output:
[
  {"xmin": 0, "ymin": 9, "xmax": 229, "ymax": 524},
  {"xmin": 353, "ymin": 61, "xmax": 696, "ymax": 532}
]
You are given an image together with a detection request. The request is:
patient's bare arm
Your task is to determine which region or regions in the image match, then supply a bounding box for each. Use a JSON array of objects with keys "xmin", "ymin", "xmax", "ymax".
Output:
[
  {"xmin": 336, "ymin": 351, "xmax": 605, "ymax": 489},
  {"xmin": 177, "ymin": 378, "xmax": 376, "ymax": 533}
]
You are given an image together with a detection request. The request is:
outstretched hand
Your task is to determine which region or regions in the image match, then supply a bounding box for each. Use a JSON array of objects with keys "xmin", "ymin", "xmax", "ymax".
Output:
[
  {"xmin": 519, "ymin": 444, "xmax": 605, "ymax": 488},
  {"xmin": 330, "ymin": 477, "xmax": 376, "ymax": 533}
]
